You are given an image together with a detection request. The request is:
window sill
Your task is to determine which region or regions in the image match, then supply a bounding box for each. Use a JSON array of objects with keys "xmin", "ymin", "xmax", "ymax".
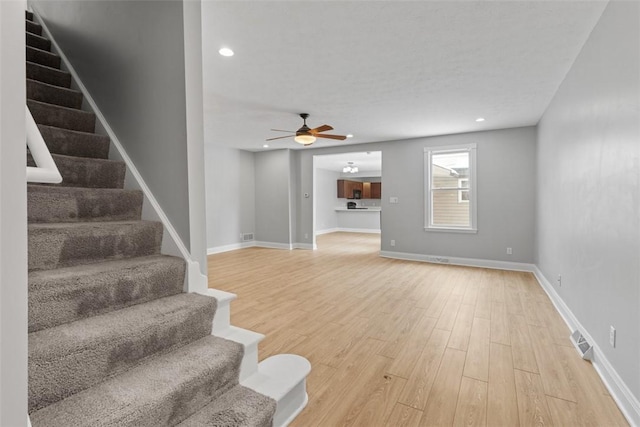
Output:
[{"xmin": 424, "ymin": 227, "xmax": 478, "ymax": 234}]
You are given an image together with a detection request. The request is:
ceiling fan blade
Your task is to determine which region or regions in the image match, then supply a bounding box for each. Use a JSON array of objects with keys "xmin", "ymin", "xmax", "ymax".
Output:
[
  {"xmin": 270, "ymin": 129, "xmax": 296, "ymax": 133},
  {"xmin": 265, "ymin": 135, "xmax": 294, "ymax": 141},
  {"xmin": 316, "ymin": 134, "xmax": 347, "ymax": 140},
  {"xmin": 309, "ymin": 124, "xmax": 333, "ymax": 134}
]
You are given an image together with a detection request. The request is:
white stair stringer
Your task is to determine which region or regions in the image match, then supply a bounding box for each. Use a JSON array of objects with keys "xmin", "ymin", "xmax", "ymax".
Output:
[
  {"xmin": 242, "ymin": 354, "xmax": 311, "ymax": 427},
  {"xmin": 205, "ymin": 288, "xmax": 236, "ymax": 334}
]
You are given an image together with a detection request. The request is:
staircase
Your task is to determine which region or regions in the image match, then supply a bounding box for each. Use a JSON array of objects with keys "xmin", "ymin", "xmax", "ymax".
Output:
[{"xmin": 25, "ymin": 10, "xmax": 306, "ymax": 426}]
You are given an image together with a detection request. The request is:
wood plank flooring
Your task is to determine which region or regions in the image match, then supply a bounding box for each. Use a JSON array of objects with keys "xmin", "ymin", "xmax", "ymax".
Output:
[{"xmin": 207, "ymin": 232, "xmax": 628, "ymax": 426}]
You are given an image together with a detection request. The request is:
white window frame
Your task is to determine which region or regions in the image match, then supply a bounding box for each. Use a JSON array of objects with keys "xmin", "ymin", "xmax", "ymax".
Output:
[
  {"xmin": 424, "ymin": 143, "xmax": 477, "ymax": 233},
  {"xmin": 458, "ymin": 178, "xmax": 469, "ymax": 203}
]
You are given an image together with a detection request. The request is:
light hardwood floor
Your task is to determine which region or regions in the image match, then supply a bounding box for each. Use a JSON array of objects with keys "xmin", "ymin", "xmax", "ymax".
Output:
[{"xmin": 208, "ymin": 232, "xmax": 628, "ymax": 426}]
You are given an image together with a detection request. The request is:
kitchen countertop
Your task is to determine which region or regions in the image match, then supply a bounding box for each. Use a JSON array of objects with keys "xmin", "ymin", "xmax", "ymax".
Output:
[{"xmin": 335, "ymin": 207, "xmax": 382, "ymax": 212}]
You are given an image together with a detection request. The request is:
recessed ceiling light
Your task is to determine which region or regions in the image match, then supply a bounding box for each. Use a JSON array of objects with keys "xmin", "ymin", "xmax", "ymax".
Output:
[
  {"xmin": 475, "ymin": 117, "xmax": 485, "ymax": 122},
  {"xmin": 262, "ymin": 144, "xmax": 269, "ymax": 148},
  {"xmin": 346, "ymin": 134, "xmax": 354, "ymax": 138},
  {"xmin": 218, "ymin": 47, "xmax": 234, "ymax": 57}
]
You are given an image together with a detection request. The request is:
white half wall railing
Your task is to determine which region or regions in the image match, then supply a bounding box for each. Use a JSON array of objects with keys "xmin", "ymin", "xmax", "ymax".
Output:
[{"xmin": 26, "ymin": 105, "xmax": 61, "ymax": 184}]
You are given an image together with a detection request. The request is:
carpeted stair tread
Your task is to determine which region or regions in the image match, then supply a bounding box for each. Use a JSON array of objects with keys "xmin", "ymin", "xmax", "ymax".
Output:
[
  {"xmin": 27, "ymin": 153, "xmax": 125, "ymax": 188},
  {"xmin": 27, "ymin": 78, "xmax": 83, "ymax": 109},
  {"xmin": 28, "ymin": 99, "xmax": 95, "ymax": 132},
  {"xmin": 26, "ymin": 32, "xmax": 51, "ymax": 51},
  {"xmin": 177, "ymin": 384, "xmax": 276, "ymax": 427},
  {"xmin": 37, "ymin": 125, "xmax": 110, "ymax": 159},
  {"xmin": 28, "ymin": 220, "xmax": 163, "ymax": 271},
  {"xmin": 28, "ymin": 254, "xmax": 185, "ymax": 332},
  {"xmin": 26, "ymin": 19, "xmax": 42, "ymax": 36},
  {"xmin": 27, "ymin": 46, "xmax": 61, "ymax": 69},
  {"xmin": 29, "ymin": 335, "xmax": 243, "ymax": 427},
  {"xmin": 27, "ymin": 61, "xmax": 71, "ymax": 87},
  {"xmin": 29, "ymin": 292, "xmax": 217, "ymax": 412},
  {"xmin": 28, "ymin": 185, "xmax": 142, "ymax": 223}
]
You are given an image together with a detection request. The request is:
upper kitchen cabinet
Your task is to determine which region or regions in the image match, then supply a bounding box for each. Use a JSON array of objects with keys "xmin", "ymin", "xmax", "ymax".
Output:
[
  {"xmin": 337, "ymin": 179, "xmax": 363, "ymax": 199},
  {"xmin": 337, "ymin": 179, "xmax": 381, "ymax": 199},
  {"xmin": 370, "ymin": 182, "xmax": 381, "ymax": 199}
]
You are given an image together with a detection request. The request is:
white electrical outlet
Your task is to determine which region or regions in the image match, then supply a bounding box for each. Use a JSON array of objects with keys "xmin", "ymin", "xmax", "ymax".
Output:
[
  {"xmin": 610, "ymin": 326, "xmax": 616, "ymax": 347},
  {"xmin": 506, "ymin": 247, "xmax": 512, "ymax": 255},
  {"xmin": 304, "ymin": 233, "xmax": 308, "ymax": 239},
  {"xmin": 389, "ymin": 197, "xmax": 399, "ymax": 204},
  {"xmin": 390, "ymin": 239, "xmax": 396, "ymax": 247},
  {"xmin": 557, "ymin": 275, "xmax": 562, "ymax": 287}
]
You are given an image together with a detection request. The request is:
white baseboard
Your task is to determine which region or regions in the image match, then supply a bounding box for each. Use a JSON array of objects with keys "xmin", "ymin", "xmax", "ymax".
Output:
[
  {"xmin": 379, "ymin": 250, "xmax": 535, "ymax": 272},
  {"xmin": 317, "ymin": 227, "xmax": 381, "ymax": 235},
  {"xmin": 207, "ymin": 242, "xmax": 256, "ymax": 255},
  {"xmin": 293, "ymin": 243, "xmax": 316, "ymax": 250},
  {"xmin": 532, "ymin": 267, "xmax": 640, "ymax": 427}
]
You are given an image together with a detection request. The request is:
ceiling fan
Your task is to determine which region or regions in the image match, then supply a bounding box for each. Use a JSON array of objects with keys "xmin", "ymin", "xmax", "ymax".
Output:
[{"xmin": 266, "ymin": 113, "xmax": 347, "ymax": 146}]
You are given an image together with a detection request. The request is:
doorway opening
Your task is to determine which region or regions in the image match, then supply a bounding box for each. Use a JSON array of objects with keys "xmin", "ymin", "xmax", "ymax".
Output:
[{"xmin": 312, "ymin": 151, "xmax": 382, "ymax": 249}]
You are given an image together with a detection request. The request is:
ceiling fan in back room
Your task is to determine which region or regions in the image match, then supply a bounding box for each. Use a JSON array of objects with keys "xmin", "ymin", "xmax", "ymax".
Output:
[{"xmin": 266, "ymin": 113, "xmax": 347, "ymax": 146}]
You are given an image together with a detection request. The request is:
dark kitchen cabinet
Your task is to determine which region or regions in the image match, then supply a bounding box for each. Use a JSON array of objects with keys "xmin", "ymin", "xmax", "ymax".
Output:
[{"xmin": 337, "ymin": 180, "xmax": 363, "ymax": 199}]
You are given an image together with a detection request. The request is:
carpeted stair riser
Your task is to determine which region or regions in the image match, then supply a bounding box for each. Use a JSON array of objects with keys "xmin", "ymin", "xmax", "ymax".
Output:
[
  {"xmin": 28, "ymin": 100, "xmax": 94, "ymax": 132},
  {"xmin": 27, "ymin": 46, "xmax": 61, "ymax": 69},
  {"xmin": 26, "ymin": 20, "xmax": 42, "ymax": 36},
  {"xmin": 37, "ymin": 125, "xmax": 110, "ymax": 159},
  {"xmin": 26, "ymin": 10, "xmax": 33, "ymax": 21},
  {"xmin": 28, "ymin": 220, "xmax": 163, "ymax": 271},
  {"xmin": 29, "ymin": 293, "xmax": 217, "ymax": 412},
  {"xmin": 27, "ymin": 62, "xmax": 71, "ymax": 88},
  {"xmin": 177, "ymin": 385, "xmax": 276, "ymax": 427},
  {"xmin": 28, "ymin": 185, "xmax": 142, "ymax": 223},
  {"xmin": 29, "ymin": 335, "xmax": 243, "ymax": 426},
  {"xmin": 27, "ymin": 79, "xmax": 83, "ymax": 109},
  {"xmin": 29, "ymin": 255, "xmax": 185, "ymax": 332},
  {"xmin": 26, "ymin": 32, "xmax": 51, "ymax": 51},
  {"xmin": 28, "ymin": 153, "xmax": 125, "ymax": 188}
]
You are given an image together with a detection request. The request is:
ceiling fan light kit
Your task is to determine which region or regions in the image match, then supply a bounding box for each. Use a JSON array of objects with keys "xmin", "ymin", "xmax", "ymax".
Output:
[{"xmin": 267, "ymin": 113, "xmax": 347, "ymax": 146}]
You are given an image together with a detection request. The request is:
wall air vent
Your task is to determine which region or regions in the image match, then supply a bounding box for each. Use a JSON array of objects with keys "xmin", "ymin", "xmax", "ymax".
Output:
[
  {"xmin": 570, "ymin": 330, "xmax": 593, "ymax": 361},
  {"xmin": 241, "ymin": 233, "xmax": 255, "ymax": 242}
]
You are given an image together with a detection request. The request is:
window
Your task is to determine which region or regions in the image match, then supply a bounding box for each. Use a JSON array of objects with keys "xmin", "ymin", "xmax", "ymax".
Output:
[{"xmin": 424, "ymin": 144, "xmax": 477, "ymax": 232}]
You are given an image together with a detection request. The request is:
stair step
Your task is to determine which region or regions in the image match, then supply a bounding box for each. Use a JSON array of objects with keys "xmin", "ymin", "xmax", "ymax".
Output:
[
  {"xmin": 27, "ymin": 61, "xmax": 70, "ymax": 88},
  {"xmin": 177, "ymin": 384, "xmax": 276, "ymax": 427},
  {"xmin": 29, "ymin": 254, "xmax": 185, "ymax": 332},
  {"xmin": 37, "ymin": 125, "xmax": 110, "ymax": 159},
  {"xmin": 243, "ymin": 355, "xmax": 311, "ymax": 427},
  {"xmin": 28, "ymin": 100, "xmax": 94, "ymax": 132},
  {"xmin": 29, "ymin": 292, "xmax": 217, "ymax": 413},
  {"xmin": 26, "ymin": 10, "xmax": 34, "ymax": 21},
  {"xmin": 26, "ymin": 19, "xmax": 42, "ymax": 36},
  {"xmin": 27, "ymin": 46, "xmax": 61, "ymax": 69},
  {"xmin": 28, "ymin": 185, "xmax": 142, "ymax": 223},
  {"xmin": 26, "ymin": 32, "xmax": 51, "ymax": 51},
  {"xmin": 29, "ymin": 335, "xmax": 243, "ymax": 426},
  {"xmin": 27, "ymin": 78, "xmax": 83, "ymax": 109},
  {"xmin": 27, "ymin": 153, "xmax": 125, "ymax": 189},
  {"xmin": 28, "ymin": 220, "xmax": 163, "ymax": 271}
]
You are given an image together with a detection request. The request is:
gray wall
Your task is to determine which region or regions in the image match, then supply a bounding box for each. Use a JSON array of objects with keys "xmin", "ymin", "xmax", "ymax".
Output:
[
  {"xmin": 298, "ymin": 127, "xmax": 536, "ymax": 263},
  {"xmin": 536, "ymin": 0, "xmax": 640, "ymax": 400},
  {"xmin": 254, "ymin": 149, "xmax": 292, "ymax": 245},
  {"xmin": 31, "ymin": 0, "xmax": 192, "ymax": 248},
  {"xmin": 205, "ymin": 146, "xmax": 255, "ymax": 250},
  {"xmin": 315, "ymin": 168, "xmax": 340, "ymax": 232}
]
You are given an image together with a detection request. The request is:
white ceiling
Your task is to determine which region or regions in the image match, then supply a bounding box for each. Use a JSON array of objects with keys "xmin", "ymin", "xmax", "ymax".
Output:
[
  {"xmin": 314, "ymin": 151, "xmax": 382, "ymax": 174},
  {"xmin": 201, "ymin": 1, "xmax": 607, "ymax": 152}
]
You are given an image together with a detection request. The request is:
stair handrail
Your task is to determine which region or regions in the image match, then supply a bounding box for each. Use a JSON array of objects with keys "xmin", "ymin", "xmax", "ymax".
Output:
[{"xmin": 26, "ymin": 105, "xmax": 62, "ymax": 183}]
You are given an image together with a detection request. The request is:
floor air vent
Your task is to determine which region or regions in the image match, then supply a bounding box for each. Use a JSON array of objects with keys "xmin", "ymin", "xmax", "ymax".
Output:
[
  {"xmin": 241, "ymin": 233, "xmax": 254, "ymax": 242},
  {"xmin": 570, "ymin": 330, "xmax": 593, "ymax": 361}
]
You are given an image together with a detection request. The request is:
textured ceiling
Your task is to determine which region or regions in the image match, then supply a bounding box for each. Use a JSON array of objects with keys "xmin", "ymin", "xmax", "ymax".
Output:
[{"xmin": 201, "ymin": 1, "xmax": 607, "ymax": 152}]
